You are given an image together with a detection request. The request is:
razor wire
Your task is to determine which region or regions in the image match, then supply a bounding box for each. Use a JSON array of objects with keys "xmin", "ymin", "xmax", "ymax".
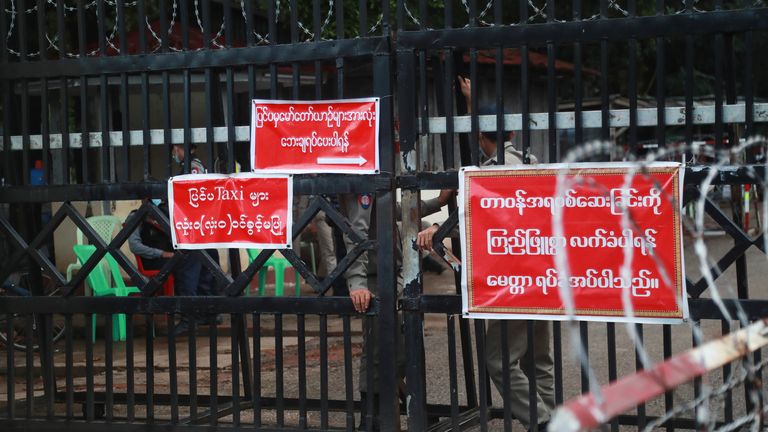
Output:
[{"xmin": 550, "ymin": 135, "xmax": 768, "ymax": 424}]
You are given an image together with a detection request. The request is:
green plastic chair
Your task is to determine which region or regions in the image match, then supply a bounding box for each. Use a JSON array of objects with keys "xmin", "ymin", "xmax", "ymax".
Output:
[
  {"xmin": 66, "ymin": 215, "xmax": 122, "ymax": 283},
  {"xmin": 246, "ymin": 249, "xmax": 300, "ymax": 296},
  {"xmin": 73, "ymin": 244, "xmax": 140, "ymax": 342}
]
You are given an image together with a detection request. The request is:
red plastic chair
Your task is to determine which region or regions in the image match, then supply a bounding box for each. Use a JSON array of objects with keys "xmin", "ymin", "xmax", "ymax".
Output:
[{"xmin": 135, "ymin": 254, "xmax": 175, "ymax": 296}]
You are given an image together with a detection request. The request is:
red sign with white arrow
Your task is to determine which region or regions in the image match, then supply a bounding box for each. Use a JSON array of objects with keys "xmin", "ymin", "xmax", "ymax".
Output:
[{"xmin": 250, "ymin": 98, "xmax": 380, "ymax": 174}]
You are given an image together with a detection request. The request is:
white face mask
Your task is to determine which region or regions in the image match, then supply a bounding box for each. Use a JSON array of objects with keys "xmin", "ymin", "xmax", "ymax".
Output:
[
  {"xmin": 172, "ymin": 154, "xmax": 182, "ymax": 165},
  {"xmin": 151, "ymin": 199, "xmax": 162, "ymax": 206}
]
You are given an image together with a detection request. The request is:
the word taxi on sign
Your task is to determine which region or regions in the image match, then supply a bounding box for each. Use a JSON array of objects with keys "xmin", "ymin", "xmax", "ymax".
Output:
[
  {"xmin": 250, "ymin": 98, "xmax": 379, "ymax": 174},
  {"xmin": 459, "ymin": 162, "xmax": 687, "ymax": 324},
  {"xmin": 169, "ymin": 174, "xmax": 293, "ymax": 249}
]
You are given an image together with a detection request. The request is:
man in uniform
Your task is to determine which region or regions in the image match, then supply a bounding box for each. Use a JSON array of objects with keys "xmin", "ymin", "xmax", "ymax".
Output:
[{"xmin": 416, "ymin": 77, "xmax": 554, "ymax": 431}]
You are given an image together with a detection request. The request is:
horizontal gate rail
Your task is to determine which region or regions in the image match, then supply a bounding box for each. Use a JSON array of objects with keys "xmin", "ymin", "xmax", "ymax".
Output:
[
  {"xmin": 396, "ymin": 8, "xmax": 768, "ymax": 48},
  {"xmin": 2, "ymin": 103, "xmax": 766, "ymax": 151},
  {"xmin": 0, "ymin": 37, "xmax": 390, "ymax": 80},
  {"xmin": 0, "ymin": 296, "xmax": 379, "ymax": 315}
]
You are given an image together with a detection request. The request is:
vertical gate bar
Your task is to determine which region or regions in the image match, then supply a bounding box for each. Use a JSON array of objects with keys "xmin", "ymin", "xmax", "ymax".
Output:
[
  {"xmin": 684, "ymin": 0, "xmax": 694, "ymax": 150},
  {"xmin": 469, "ymin": 48, "xmax": 479, "ymax": 166},
  {"xmin": 55, "ymin": 0, "xmax": 71, "ymax": 183},
  {"xmin": 343, "ymin": 315, "xmax": 355, "ymax": 431},
  {"xmin": 138, "ymin": 0, "xmax": 150, "ymax": 179},
  {"xmin": 210, "ymin": 318, "xmax": 219, "ymax": 426},
  {"xmin": 97, "ymin": 0, "xmax": 109, "ymax": 184},
  {"xmin": 204, "ymin": 64, "xmax": 214, "ymax": 167},
  {"xmin": 168, "ymin": 314, "xmax": 178, "ymax": 423},
  {"xmin": 202, "ymin": 0, "xmax": 215, "ymax": 168},
  {"xmin": 0, "ymin": 0, "xmax": 9, "ymax": 184},
  {"xmin": 554, "ymin": 323, "xmax": 564, "ymax": 406},
  {"xmin": 493, "ymin": 0, "xmax": 503, "ymax": 164},
  {"xmin": 253, "ymin": 313, "xmax": 262, "ymax": 427},
  {"xmin": 237, "ymin": 316, "xmax": 252, "ymax": 403},
  {"xmin": 105, "ymin": 310, "xmax": 114, "ymax": 421},
  {"xmin": 225, "ymin": 63, "xmax": 235, "ymax": 173},
  {"xmin": 443, "ymin": 0, "xmax": 454, "ymax": 170},
  {"xmin": 85, "ymin": 314, "xmax": 94, "ymax": 421},
  {"xmin": 268, "ymin": 0, "xmax": 278, "ymax": 98},
  {"xmin": 145, "ymin": 314, "xmax": 155, "ymax": 421},
  {"xmin": 474, "ymin": 320, "xmax": 488, "ymax": 431},
  {"xmin": 231, "ymin": 315, "xmax": 241, "ymax": 427},
  {"xmin": 314, "ymin": 0, "xmax": 322, "ymax": 104},
  {"xmin": 722, "ymin": 320, "xmax": 733, "ymax": 423},
  {"xmin": 290, "ymin": 0, "xmax": 299, "ymax": 103},
  {"xmin": 5, "ymin": 315, "xmax": 14, "ymax": 419},
  {"xmin": 663, "ymin": 324, "xmax": 673, "ymax": 432},
  {"xmin": 76, "ymin": 0, "xmax": 87, "ymax": 184},
  {"xmin": 37, "ymin": 0, "xmax": 50, "ymax": 184},
  {"xmin": 520, "ymin": 0, "xmax": 530, "ymax": 164},
  {"xmin": 365, "ymin": 315, "xmax": 375, "ymax": 431},
  {"xmin": 126, "ymin": 314, "xmax": 135, "ymax": 421},
  {"xmin": 501, "ymin": 322, "xmax": 512, "ymax": 430},
  {"xmin": 359, "ymin": 0, "xmax": 367, "ymax": 37},
  {"xmin": 374, "ymin": 47, "xmax": 399, "ymax": 430},
  {"xmin": 713, "ymin": 0, "xmax": 724, "ymax": 154},
  {"xmin": 17, "ymin": 3, "xmax": 28, "ymax": 183},
  {"xmin": 724, "ymin": 33, "xmax": 750, "ymax": 300},
  {"xmin": 627, "ymin": 0, "xmax": 638, "ymax": 154},
  {"xmin": 117, "ymin": 0, "xmax": 130, "ymax": 182},
  {"xmin": 162, "ymin": 69, "xmax": 172, "ymax": 176},
  {"xmin": 579, "ymin": 321, "xmax": 589, "ymax": 392},
  {"xmin": 180, "ymin": 0, "xmax": 192, "ymax": 175},
  {"xmin": 599, "ymin": 0, "xmax": 609, "ymax": 143},
  {"xmin": 40, "ymin": 314, "xmax": 57, "ymax": 420},
  {"xmin": 321, "ymin": 314, "xmax": 329, "ymax": 429},
  {"xmin": 25, "ymin": 315, "xmax": 33, "ymax": 418},
  {"xmin": 634, "ymin": 324, "xmax": 645, "ymax": 429},
  {"xmin": 547, "ymin": 0, "xmax": 557, "ymax": 162},
  {"xmin": 607, "ymin": 323, "xmax": 618, "ymax": 432},
  {"xmin": 744, "ymin": 31, "xmax": 754, "ymax": 139},
  {"xmin": 20, "ymin": 78, "xmax": 29, "ymax": 185},
  {"xmin": 692, "ymin": 320, "xmax": 702, "ymax": 428},
  {"xmin": 275, "ymin": 313, "xmax": 284, "ymax": 427},
  {"xmin": 398, "ymin": 45, "xmax": 428, "ymax": 431},
  {"xmin": 65, "ymin": 314, "xmax": 73, "ymax": 418},
  {"xmin": 655, "ymin": 0, "xmax": 666, "ymax": 150},
  {"xmin": 336, "ymin": 0, "xmax": 345, "ymax": 100},
  {"xmin": 189, "ymin": 320, "xmax": 198, "ymax": 423},
  {"xmin": 159, "ymin": 0, "xmax": 171, "ymax": 176},
  {"xmin": 381, "ymin": 0, "xmax": 390, "ymax": 35},
  {"xmin": 573, "ymin": 0, "xmax": 583, "ymax": 146},
  {"xmin": 245, "ymin": 0, "xmax": 256, "ymax": 120},
  {"xmin": 183, "ymin": 66, "xmax": 192, "ymax": 175},
  {"xmin": 298, "ymin": 314, "xmax": 307, "ymax": 428},
  {"xmin": 447, "ymin": 316, "xmax": 460, "ymax": 431}
]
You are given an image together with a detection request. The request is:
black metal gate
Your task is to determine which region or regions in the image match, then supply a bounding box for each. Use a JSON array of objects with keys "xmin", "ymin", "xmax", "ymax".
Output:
[{"xmin": 1, "ymin": 1, "xmax": 768, "ymax": 431}]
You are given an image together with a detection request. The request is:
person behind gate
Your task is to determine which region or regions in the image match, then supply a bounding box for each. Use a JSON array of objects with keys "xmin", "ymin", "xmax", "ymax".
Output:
[{"xmin": 415, "ymin": 76, "xmax": 555, "ymax": 431}]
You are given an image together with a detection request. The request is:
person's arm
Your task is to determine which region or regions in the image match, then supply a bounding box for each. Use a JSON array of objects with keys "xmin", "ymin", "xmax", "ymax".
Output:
[{"xmin": 128, "ymin": 225, "xmax": 169, "ymax": 259}]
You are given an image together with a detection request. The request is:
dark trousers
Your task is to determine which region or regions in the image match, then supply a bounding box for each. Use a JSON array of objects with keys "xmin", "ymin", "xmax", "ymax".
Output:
[{"xmin": 174, "ymin": 250, "xmax": 219, "ymax": 297}]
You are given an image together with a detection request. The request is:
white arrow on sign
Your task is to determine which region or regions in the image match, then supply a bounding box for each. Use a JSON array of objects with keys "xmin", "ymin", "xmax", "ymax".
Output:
[{"xmin": 317, "ymin": 156, "xmax": 367, "ymax": 166}]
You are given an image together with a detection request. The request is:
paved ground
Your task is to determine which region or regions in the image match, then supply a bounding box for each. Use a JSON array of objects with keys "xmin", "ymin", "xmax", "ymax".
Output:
[{"xmin": 1, "ymin": 229, "xmax": 767, "ymax": 430}]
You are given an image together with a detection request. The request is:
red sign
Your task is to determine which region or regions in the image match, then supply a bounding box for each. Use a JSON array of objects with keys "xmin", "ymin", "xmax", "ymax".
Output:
[
  {"xmin": 250, "ymin": 98, "xmax": 380, "ymax": 174},
  {"xmin": 168, "ymin": 174, "xmax": 293, "ymax": 249},
  {"xmin": 459, "ymin": 162, "xmax": 686, "ymax": 323}
]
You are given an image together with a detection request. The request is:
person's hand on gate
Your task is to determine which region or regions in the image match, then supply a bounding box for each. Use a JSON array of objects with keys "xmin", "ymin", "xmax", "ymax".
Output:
[
  {"xmin": 350, "ymin": 289, "xmax": 374, "ymax": 313},
  {"xmin": 416, "ymin": 223, "xmax": 440, "ymax": 251},
  {"xmin": 458, "ymin": 76, "xmax": 471, "ymax": 102}
]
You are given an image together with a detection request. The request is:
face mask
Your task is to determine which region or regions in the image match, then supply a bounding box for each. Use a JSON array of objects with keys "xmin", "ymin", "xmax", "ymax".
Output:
[
  {"xmin": 172, "ymin": 154, "xmax": 182, "ymax": 165},
  {"xmin": 151, "ymin": 199, "xmax": 162, "ymax": 206}
]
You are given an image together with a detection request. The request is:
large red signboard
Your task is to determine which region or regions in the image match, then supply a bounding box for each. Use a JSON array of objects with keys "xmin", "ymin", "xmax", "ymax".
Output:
[
  {"xmin": 459, "ymin": 162, "xmax": 686, "ymax": 323},
  {"xmin": 250, "ymin": 98, "xmax": 379, "ymax": 174},
  {"xmin": 169, "ymin": 173, "xmax": 293, "ymax": 249}
]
